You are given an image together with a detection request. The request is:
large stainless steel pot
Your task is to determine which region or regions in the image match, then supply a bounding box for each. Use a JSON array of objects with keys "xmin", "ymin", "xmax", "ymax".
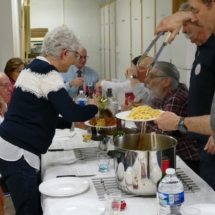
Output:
[
  {"xmin": 110, "ymin": 133, "xmax": 177, "ymax": 195},
  {"xmin": 98, "ymin": 127, "xmax": 140, "ymax": 136}
]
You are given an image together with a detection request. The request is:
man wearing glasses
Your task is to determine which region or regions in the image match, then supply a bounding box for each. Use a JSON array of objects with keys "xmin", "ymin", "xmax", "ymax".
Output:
[
  {"xmin": 126, "ymin": 56, "xmax": 154, "ymax": 106},
  {"xmin": 62, "ymin": 47, "xmax": 99, "ymax": 98},
  {"xmin": 154, "ymin": 1, "xmax": 215, "ymax": 139},
  {"xmin": 140, "ymin": 61, "xmax": 200, "ymax": 173}
]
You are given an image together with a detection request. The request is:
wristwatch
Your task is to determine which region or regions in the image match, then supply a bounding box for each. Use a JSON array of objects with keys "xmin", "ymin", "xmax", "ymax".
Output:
[
  {"xmin": 178, "ymin": 117, "xmax": 187, "ymax": 133},
  {"xmin": 130, "ymin": 75, "xmax": 138, "ymax": 79}
]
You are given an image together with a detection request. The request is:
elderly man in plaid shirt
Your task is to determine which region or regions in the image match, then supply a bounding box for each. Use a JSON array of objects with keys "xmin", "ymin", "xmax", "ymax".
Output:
[{"xmin": 142, "ymin": 61, "xmax": 200, "ymax": 174}]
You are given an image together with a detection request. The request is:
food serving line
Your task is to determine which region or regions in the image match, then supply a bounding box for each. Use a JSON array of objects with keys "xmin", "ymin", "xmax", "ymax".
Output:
[{"xmin": 40, "ymin": 127, "xmax": 215, "ymax": 215}]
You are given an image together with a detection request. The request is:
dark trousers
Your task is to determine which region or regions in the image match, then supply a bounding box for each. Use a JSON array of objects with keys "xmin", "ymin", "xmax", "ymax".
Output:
[
  {"xmin": 0, "ymin": 156, "xmax": 40, "ymax": 215},
  {"xmin": 198, "ymin": 144, "xmax": 215, "ymax": 190}
]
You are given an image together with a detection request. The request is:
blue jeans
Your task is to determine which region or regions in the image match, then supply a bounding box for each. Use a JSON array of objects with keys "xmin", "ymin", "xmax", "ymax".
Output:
[
  {"xmin": 199, "ymin": 144, "xmax": 215, "ymax": 190},
  {"xmin": 0, "ymin": 156, "xmax": 39, "ymax": 215}
]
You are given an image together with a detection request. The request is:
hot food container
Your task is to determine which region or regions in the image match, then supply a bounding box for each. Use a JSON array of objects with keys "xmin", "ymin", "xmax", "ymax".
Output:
[
  {"xmin": 98, "ymin": 127, "xmax": 140, "ymax": 136},
  {"xmin": 109, "ymin": 133, "xmax": 177, "ymax": 195}
]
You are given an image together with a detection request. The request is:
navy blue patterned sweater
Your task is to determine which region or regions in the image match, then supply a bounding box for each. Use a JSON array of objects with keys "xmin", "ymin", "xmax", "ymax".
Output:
[{"xmin": 0, "ymin": 57, "xmax": 98, "ymax": 155}]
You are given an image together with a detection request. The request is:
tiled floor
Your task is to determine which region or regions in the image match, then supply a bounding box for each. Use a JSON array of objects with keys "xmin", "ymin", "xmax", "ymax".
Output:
[{"xmin": 5, "ymin": 197, "xmax": 15, "ymax": 215}]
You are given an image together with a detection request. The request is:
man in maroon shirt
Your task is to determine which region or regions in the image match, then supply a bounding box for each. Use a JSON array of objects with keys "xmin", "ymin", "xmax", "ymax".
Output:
[{"xmin": 143, "ymin": 61, "xmax": 200, "ymax": 174}]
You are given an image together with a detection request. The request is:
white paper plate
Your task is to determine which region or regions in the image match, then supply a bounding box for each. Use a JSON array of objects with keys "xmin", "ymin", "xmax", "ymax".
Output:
[
  {"xmin": 84, "ymin": 120, "xmax": 116, "ymax": 128},
  {"xmin": 39, "ymin": 177, "xmax": 89, "ymax": 197},
  {"xmin": 115, "ymin": 110, "xmax": 163, "ymax": 122},
  {"xmin": 184, "ymin": 204, "xmax": 215, "ymax": 215},
  {"xmin": 49, "ymin": 198, "xmax": 105, "ymax": 215}
]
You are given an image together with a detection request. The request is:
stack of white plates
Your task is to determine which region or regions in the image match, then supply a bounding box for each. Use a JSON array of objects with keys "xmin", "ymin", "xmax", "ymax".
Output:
[{"xmin": 39, "ymin": 177, "xmax": 89, "ymax": 197}]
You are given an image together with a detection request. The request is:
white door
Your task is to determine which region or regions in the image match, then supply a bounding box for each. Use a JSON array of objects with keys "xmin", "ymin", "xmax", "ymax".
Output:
[
  {"xmin": 131, "ymin": 0, "xmax": 142, "ymax": 59},
  {"xmin": 155, "ymin": 0, "xmax": 172, "ymax": 62},
  {"xmin": 100, "ymin": 7, "xmax": 105, "ymax": 79},
  {"xmin": 109, "ymin": 1, "xmax": 116, "ymax": 79},
  {"xmin": 104, "ymin": 5, "xmax": 110, "ymax": 79},
  {"xmin": 142, "ymin": 0, "xmax": 155, "ymax": 57},
  {"xmin": 116, "ymin": 0, "xmax": 131, "ymax": 104}
]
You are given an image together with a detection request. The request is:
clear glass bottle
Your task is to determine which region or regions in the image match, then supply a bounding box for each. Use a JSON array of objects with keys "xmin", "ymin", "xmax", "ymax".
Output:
[
  {"xmin": 99, "ymin": 89, "xmax": 109, "ymax": 110},
  {"xmin": 113, "ymin": 118, "xmax": 125, "ymax": 140},
  {"xmin": 105, "ymin": 88, "xmax": 118, "ymax": 116},
  {"xmin": 158, "ymin": 168, "xmax": 184, "ymax": 215}
]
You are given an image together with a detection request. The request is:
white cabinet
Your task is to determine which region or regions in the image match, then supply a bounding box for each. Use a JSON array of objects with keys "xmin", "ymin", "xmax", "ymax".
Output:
[
  {"xmin": 100, "ymin": 7, "xmax": 105, "ymax": 79},
  {"xmin": 142, "ymin": 0, "xmax": 155, "ymax": 57},
  {"xmin": 109, "ymin": 2, "xmax": 116, "ymax": 79},
  {"xmin": 155, "ymin": 0, "xmax": 172, "ymax": 62},
  {"xmin": 115, "ymin": 0, "xmax": 131, "ymax": 104},
  {"xmin": 104, "ymin": 5, "xmax": 110, "ymax": 79},
  {"xmin": 131, "ymin": 0, "xmax": 142, "ymax": 58},
  {"xmin": 170, "ymin": 30, "xmax": 196, "ymax": 87}
]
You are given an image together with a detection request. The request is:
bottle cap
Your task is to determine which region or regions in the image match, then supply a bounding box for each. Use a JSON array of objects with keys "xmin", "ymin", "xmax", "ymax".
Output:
[
  {"xmin": 166, "ymin": 168, "xmax": 175, "ymax": 175},
  {"xmin": 79, "ymin": 90, "xmax": 84, "ymax": 94}
]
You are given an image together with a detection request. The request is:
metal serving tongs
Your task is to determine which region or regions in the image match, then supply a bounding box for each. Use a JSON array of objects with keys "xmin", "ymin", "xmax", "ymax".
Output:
[{"xmin": 137, "ymin": 32, "xmax": 172, "ymax": 75}]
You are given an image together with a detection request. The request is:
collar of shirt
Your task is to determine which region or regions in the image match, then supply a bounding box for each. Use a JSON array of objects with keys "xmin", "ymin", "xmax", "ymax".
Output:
[
  {"xmin": 73, "ymin": 65, "xmax": 84, "ymax": 74},
  {"xmin": 199, "ymin": 34, "xmax": 215, "ymax": 48}
]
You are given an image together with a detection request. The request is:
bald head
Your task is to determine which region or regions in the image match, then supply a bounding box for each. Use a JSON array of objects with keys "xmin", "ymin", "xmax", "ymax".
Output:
[{"xmin": 0, "ymin": 72, "xmax": 12, "ymax": 103}]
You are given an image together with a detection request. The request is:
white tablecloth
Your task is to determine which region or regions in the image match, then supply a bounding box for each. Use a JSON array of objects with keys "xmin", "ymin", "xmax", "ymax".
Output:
[{"xmin": 41, "ymin": 128, "xmax": 215, "ymax": 215}]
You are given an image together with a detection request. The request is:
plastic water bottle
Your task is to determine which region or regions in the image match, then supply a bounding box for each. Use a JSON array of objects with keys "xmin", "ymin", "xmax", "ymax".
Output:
[
  {"xmin": 158, "ymin": 168, "xmax": 184, "ymax": 215},
  {"xmin": 76, "ymin": 90, "xmax": 86, "ymax": 106}
]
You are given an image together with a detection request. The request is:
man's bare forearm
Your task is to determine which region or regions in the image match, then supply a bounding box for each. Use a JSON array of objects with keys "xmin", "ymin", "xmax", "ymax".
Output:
[{"xmin": 185, "ymin": 115, "xmax": 215, "ymax": 135}]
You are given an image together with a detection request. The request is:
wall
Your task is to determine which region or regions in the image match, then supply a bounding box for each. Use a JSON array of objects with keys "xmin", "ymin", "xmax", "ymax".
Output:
[{"xmin": 30, "ymin": 0, "xmax": 102, "ymax": 74}]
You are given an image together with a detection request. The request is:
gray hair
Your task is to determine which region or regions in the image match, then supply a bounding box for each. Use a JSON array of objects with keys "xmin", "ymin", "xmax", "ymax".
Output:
[
  {"xmin": 179, "ymin": 2, "xmax": 190, "ymax": 11},
  {"xmin": 153, "ymin": 61, "xmax": 188, "ymax": 91},
  {"xmin": 179, "ymin": 0, "xmax": 211, "ymax": 11},
  {"xmin": 41, "ymin": 26, "xmax": 80, "ymax": 58}
]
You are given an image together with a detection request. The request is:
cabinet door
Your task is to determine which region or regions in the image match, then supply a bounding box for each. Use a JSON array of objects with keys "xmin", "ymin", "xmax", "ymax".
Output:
[
  {"xmin": 104, "ymin": 5, "xmax": 110, "ymax": 79},
  {"xmin": 109, "ymin": 2, "xmax": 116, "ymax": 79},
  {"xmin": 131, "ymin": 0, "xmax": 142, "ymax": 59},
  {"xmin": 142, "ymin": 0, "xmax": 155, "ymax": 57},
  {"xmin": 100, "ymin": 7, "xmax": 105, "ymax": 79},
  {"xmin": 155, "ymin": 0, "xmax": 172, "ymax": 62},
  {"xmin": 116, "ymin": 0, "xmax": 131, "ymax": 104},
  {"xmin": 170, "ymin": 29, "xmax": 196, "ymax": 87}
]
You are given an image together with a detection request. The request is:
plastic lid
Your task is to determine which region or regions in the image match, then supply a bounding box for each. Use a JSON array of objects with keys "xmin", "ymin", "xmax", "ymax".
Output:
[
  {"xmin": 79, "ymin": 90, "xmax": 84, "ymax": 94},
  {"xmin": 166, "ymin": 168, "xmax": 175, "ymax": 175}
]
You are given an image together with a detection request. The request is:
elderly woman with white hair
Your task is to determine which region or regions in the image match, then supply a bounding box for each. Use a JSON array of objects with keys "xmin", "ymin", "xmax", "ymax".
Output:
[{"xmin": 0, "ymin": 26, "xmax": 99, "ymax": 215}]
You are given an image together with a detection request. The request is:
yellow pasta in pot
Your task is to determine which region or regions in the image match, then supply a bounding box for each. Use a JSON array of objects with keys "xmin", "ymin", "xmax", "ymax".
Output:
[{"xmin": 126, "ymin": 106, "xmax": 162, "ymax": 120}]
